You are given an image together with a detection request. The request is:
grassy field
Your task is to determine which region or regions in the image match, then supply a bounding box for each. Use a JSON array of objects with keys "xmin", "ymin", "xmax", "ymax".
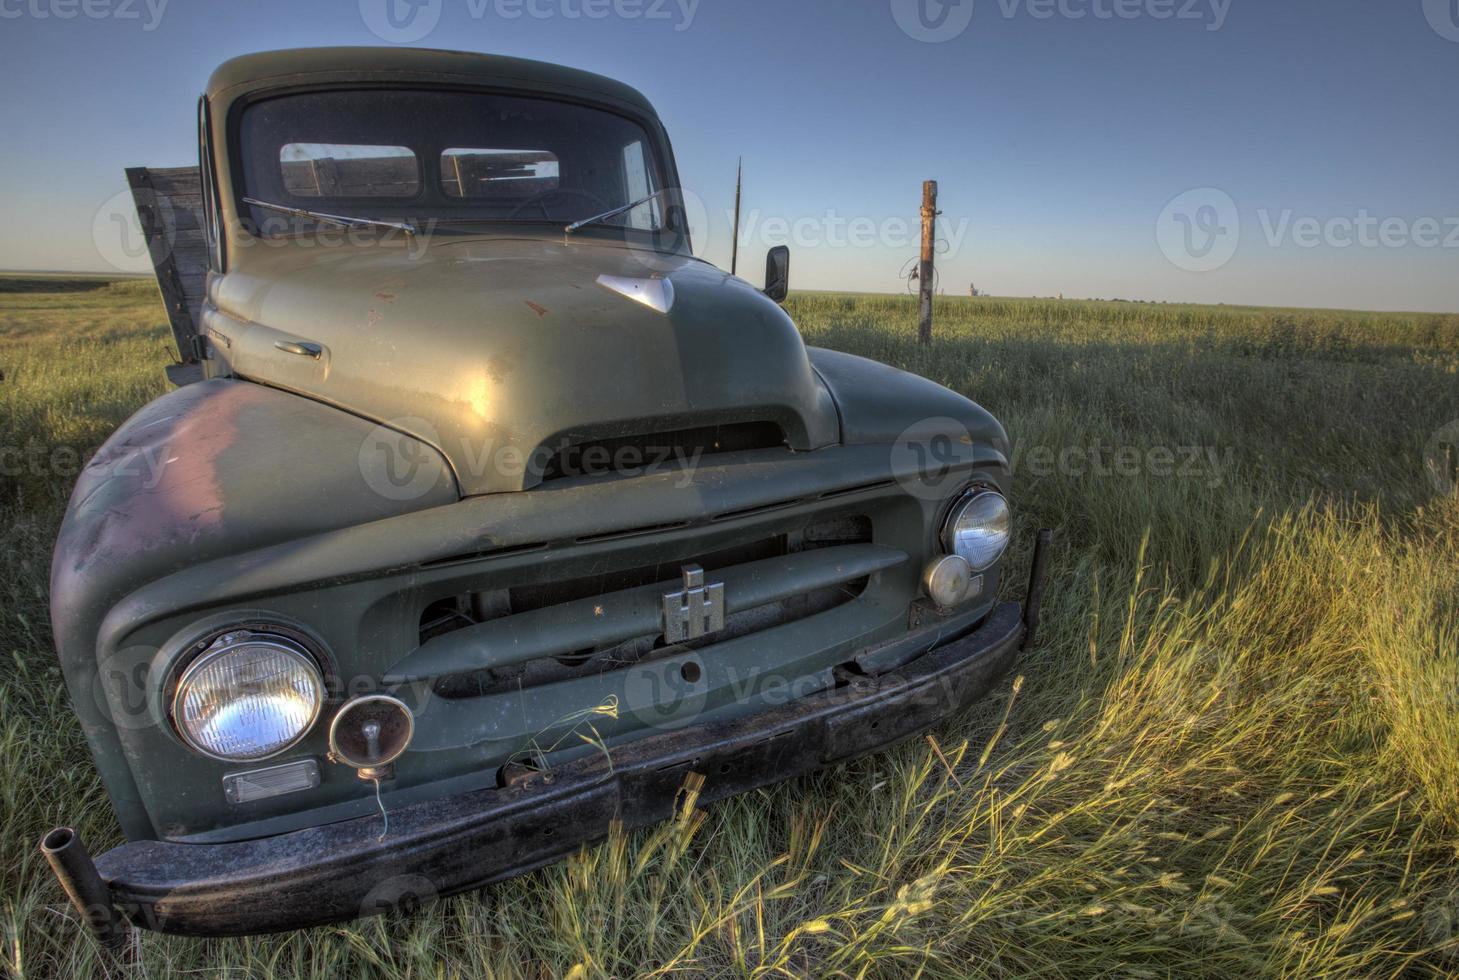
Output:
[{"xmin": 2, "ymin": 279, "xmax": 1458, "ymax": 978}]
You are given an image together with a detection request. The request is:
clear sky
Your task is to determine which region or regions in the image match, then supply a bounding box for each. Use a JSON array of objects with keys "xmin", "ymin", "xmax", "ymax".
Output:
[{"xmin": 1, "ymin": 0, "xmax": 1456, "ymax": 311}]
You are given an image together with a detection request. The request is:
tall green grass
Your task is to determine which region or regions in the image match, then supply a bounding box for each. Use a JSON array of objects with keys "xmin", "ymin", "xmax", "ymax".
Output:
[{"xmin": 2, "ymin": 286, "xmax": 1457, "ymax": 977}]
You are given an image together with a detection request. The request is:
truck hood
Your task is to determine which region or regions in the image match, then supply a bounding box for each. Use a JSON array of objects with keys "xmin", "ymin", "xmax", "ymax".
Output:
[{"xmin": 206, "ymin": 237, "xmax": 840, "ymax": 496}]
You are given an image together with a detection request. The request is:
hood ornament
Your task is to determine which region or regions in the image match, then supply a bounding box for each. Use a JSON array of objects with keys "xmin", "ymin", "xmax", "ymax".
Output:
[{"xmin": 596, "ymin": 274, "xmax": 675, "ymax": 315}]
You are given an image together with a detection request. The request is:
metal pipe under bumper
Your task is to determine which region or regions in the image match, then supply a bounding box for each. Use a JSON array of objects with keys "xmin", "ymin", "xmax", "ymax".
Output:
[
  {"xmin": 40, "ymin": 827, "xmax": 127, "ymax": 948},
  {"xmin": 1022, "ymin": 529, "xmax": 1054, "ymax": 651}
]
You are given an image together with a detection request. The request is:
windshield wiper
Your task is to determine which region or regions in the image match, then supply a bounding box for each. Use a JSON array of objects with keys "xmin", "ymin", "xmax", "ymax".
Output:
[
  {"xmin": 243, "ymin": 197, "xmax": 418, "ymax": 237},
  {"xmin": 564, "ymin": 190, "xmax": 669, "ymax": 234}
]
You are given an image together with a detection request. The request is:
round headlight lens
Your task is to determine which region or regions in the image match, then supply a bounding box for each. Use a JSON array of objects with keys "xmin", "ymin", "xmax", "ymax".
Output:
[
  {"xmin": 172, "ymin": 631, "xmax": 324, "ymax": 762},
  {"xmin": 942, "ymin": 489, "xmax": 1012, "ymax": 571}
]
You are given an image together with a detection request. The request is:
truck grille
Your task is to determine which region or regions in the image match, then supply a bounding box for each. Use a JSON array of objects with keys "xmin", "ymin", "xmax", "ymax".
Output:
[{"xmin": 412, "ymin": 515, "xmax": 879, "ymax": 699}]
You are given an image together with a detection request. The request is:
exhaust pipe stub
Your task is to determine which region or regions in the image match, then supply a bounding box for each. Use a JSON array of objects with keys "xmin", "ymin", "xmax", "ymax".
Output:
[{"xmin": 40, "ymin": 826, "xmax": 128, "ymax": 948}]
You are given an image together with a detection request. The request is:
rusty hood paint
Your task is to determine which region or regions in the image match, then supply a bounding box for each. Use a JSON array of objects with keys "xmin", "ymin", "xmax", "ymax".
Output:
[{"xmin": 204, "ymin": 236, "xmax": 841, "ymax": 496}]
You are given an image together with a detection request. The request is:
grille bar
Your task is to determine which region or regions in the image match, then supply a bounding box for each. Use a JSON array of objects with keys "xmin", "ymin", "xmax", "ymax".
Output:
[{"xmin": 384, "ymin": 543, "xmax": 906, "ymax": 684}]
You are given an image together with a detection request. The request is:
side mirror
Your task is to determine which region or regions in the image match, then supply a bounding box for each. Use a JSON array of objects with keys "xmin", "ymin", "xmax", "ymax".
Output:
[{"xmin": 764, "ymin": 246, "xmax": 790, "ymax": 304}]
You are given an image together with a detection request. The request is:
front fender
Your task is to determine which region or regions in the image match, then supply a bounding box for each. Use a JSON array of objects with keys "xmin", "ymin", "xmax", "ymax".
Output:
[
  {"xmin": 808, "ymin": 348, "xmax": 1010, "ymax": 463},
  {"xmin": 50, "ymin": 379, "xmax": 457, "ymax": 838}
]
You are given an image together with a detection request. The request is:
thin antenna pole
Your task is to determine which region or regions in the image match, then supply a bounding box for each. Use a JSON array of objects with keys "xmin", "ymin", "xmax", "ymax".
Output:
[{"xmin": 731, "ymin": 157, "xmax": 743, "ymax": 276}]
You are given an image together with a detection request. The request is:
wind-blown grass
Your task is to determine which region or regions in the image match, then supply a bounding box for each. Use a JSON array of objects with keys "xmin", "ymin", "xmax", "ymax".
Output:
[{"xmin": 2, "ymin": 284, "xmax": 1457, "ymax": 977}]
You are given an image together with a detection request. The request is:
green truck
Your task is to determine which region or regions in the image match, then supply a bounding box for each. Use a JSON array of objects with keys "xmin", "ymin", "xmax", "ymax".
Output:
[{"xmin": 42, "ymin": 47, "xmax": 1048, "ymax": 940}]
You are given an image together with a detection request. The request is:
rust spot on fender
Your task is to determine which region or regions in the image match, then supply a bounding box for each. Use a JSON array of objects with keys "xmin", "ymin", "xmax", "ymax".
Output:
[{"xmin": 373, "ymin": 277, "xmax": 407, "ymax": 303}]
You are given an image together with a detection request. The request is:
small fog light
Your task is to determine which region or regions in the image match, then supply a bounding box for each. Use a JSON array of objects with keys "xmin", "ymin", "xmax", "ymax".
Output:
[
  {"xmin": 923, "ymin": 555, "xmax": 974, "ymax": 608},
  {"xmin": 328, "ymin": 695, "xmax": 415, "ymax": 781}
]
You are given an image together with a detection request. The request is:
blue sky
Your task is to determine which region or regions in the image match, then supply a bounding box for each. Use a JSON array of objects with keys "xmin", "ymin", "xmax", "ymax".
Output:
[{"xmin": 1, "ymin": 0, "xmax": 1456, "ymax": 311}]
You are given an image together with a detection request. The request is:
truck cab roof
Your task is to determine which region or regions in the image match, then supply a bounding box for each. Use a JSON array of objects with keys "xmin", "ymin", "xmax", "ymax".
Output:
[{"xmin": 206, "ymin": 47, "xmax": 658, "ymax": 117}]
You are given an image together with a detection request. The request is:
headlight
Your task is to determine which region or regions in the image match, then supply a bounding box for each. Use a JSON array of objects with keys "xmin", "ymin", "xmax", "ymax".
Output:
[
  {"xmin": 172, "ymin": 630, "xmax": 325, "ymax": 762},
  {"xmin": 942, "ymin": 489, "xmax": 1012, "ymax": 571}
]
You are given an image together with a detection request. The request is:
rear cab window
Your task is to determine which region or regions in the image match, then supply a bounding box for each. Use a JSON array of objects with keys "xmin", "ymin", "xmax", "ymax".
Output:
[{"xmin": 279, "ymin": 143, "xmax": 419, "ymax": 198}]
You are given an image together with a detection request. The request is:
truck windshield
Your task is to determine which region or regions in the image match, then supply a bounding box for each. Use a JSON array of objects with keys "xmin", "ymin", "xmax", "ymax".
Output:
[{"xmin": 236, "ymin": 89, "xmax": 673, "ymax": 240}]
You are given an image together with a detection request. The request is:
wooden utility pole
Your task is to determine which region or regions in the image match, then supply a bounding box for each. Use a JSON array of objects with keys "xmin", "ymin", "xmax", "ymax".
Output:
[
  {"xmin": 918, "ymin": 180, "xmax": 938, "ymax": 345},
  {"xmin": 731, "ymin": 157, "xmax": 743, "ymax": 276}
]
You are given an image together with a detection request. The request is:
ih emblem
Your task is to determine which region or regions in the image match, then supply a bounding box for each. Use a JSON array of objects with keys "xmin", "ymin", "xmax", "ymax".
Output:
[{"xmin": 662, "ymin": 564, "xmax": 725, "ymax": 644}]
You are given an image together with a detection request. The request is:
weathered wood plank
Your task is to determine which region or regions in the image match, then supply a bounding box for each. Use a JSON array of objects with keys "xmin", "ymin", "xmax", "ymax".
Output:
[{"xmin": 125, "ymin": 166, "xmax": 207, "ymax": 384}]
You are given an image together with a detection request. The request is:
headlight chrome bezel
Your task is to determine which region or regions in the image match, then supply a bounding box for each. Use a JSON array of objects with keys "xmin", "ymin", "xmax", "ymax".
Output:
[
  {"xmin": 169, "ymin": 627, "xmax": 327, "ymax": 763},
  {"xmin": 940, "ymin": 486, "xmax": 1013, "ymax": 572}
]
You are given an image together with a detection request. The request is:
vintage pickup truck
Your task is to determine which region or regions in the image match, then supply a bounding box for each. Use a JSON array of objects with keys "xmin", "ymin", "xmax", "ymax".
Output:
[{"xmin": 42, "ymin": 47, "xmax": 1049, "ymax": 940}]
